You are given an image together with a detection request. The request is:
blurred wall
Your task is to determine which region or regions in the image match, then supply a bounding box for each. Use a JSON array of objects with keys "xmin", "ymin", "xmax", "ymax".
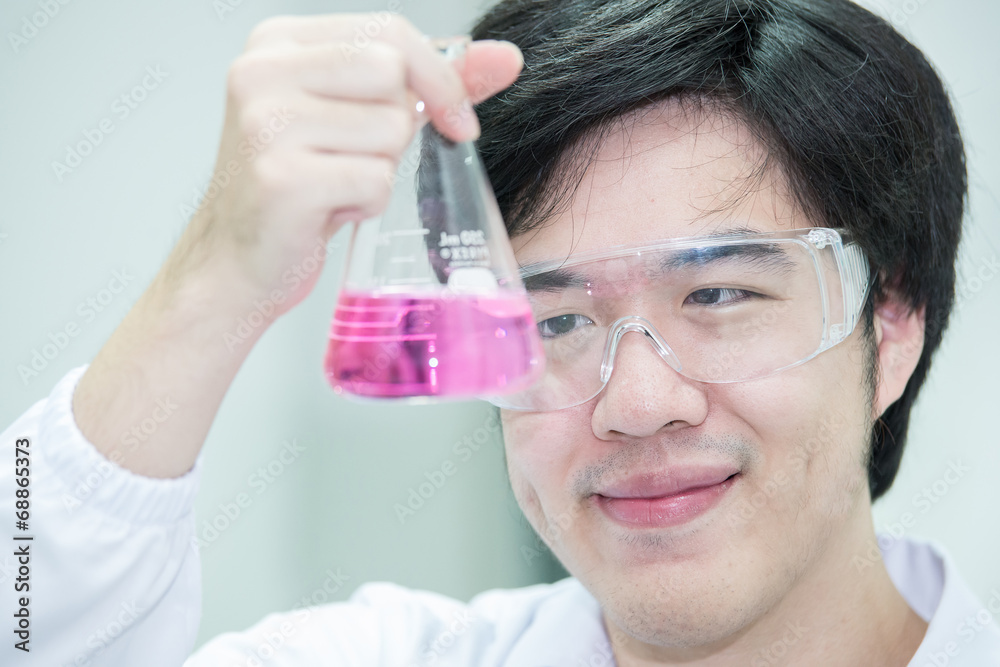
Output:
[
  {"xmin": 0, "ymin": 0, "xmax": 996, "ymax": 651},
  {"xmin": 856, "ymin": 0, "xmax": 1000, "ymax": 611}
]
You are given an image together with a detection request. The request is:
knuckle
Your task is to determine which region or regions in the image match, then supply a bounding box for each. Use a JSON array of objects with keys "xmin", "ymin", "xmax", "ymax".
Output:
[
  {"xmin": 376, "ymin": 106, "xmax": 415, "ymax": 155},
  {"xmin": 348, "ymin": 157, "xmax": 395, "ymax": 208},
  {"xmin": 227, "ymin": 50, "xmax": 295, "ymax": 101},
  {"xmin": 226, "ymin": 58, "xmax": 253, "ymax": 101},
  {"xmin": 227, "ymin": 54, "xmax": 272, "ymax": 102},
  {"xmin": 237, "ymin": 103, "xmax": 274, "ymax": 139},
  {"xmin": 379, "ymin": 14, "xmax": 414, "ymax": 43},
  {"xmin": 361, "ymin": 41, "xmax": 407, "ymax": 88}
]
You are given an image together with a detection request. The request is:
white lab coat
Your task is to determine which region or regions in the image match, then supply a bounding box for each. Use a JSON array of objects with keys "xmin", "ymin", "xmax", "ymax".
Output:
[{"xmin": 2, "ymin": 366, "xmax": 999, "ymax": 666}]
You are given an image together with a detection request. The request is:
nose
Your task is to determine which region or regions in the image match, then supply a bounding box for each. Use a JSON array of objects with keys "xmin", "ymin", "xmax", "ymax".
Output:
[{"xmin": 590, "ymin": 320, "xmax": 710, "ymax": 439}]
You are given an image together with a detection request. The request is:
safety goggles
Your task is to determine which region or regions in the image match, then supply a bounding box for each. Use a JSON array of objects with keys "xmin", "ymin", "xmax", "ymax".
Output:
[{"xmin": 485, "ymin": 228, "xmax": 870, "ymax": 411}]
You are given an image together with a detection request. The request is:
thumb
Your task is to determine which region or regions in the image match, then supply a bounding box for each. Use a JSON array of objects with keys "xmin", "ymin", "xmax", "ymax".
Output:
[{"xmin": 460, "ymin": 39, "xmax": 525, "ymax": 104}]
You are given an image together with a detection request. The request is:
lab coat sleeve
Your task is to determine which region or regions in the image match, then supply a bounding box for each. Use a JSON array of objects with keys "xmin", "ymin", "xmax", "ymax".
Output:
[{"xmin": 0, "ymin": 365, "xmax": 202, "ymax": 667}]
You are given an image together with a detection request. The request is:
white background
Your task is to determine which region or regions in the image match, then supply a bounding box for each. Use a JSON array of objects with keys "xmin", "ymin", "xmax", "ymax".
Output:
[{"xmin": 0, "ymin": 0, "xmax": 996, "ymax": 650}]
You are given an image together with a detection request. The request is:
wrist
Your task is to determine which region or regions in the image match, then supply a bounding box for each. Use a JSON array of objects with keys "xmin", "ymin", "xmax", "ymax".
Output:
[
  {"xmin": 167, "ymin": 207, "xmax": 325, "ymax": 325},
  {"xmin": 151, "ymin": 247, "xmax": 278, "ymax": 354}
]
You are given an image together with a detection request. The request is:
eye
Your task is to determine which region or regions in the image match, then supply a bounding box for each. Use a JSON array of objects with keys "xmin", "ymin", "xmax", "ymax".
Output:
[
  {"xmin": 537, "ymin": 314, "xmax": 594, "ymax": 338},
  {"xmin": 685, "ymin": 288, "xmax": 755, "ymax": 306}
]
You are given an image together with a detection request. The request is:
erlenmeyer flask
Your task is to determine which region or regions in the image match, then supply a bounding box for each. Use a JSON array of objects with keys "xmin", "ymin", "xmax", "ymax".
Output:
[{"xmin": 324, "ymin": 108, "xmax": 544, "ymax": 401}]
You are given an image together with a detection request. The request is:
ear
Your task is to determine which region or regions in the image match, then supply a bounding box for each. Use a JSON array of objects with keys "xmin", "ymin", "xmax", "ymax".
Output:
[{"xmin": 872, "ymin": 296, "xmax": 925, "ymax": 418}]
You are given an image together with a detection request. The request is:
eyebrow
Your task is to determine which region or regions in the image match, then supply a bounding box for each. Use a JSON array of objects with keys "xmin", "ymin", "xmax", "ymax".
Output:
[
  {"xmin": 523, "ymin": 268, "xmax": 590, "ymax": 292},
  {"xmin": 658, "ymin": 242, "xmax": 794, "ymax": 272},
  {"xmin": 522, "ymin": 239, "xmax": 795, "ymax": 293}
]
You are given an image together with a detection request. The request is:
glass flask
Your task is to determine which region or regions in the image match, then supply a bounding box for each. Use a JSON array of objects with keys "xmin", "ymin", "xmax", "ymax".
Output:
[{"xmin": 324, "ymin": 95, "xmax": 545, "ymax": 402}]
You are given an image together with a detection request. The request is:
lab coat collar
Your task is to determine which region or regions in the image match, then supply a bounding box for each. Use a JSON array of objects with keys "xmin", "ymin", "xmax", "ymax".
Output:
[{"xmin": 499, "ymin": 536, "xmax": 1000, "ymax": 666}]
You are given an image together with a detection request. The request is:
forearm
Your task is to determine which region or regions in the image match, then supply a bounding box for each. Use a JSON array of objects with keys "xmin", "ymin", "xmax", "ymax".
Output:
[{"xmin": 72, "ymin": 219, "xmax": 271, "ymax": 479}]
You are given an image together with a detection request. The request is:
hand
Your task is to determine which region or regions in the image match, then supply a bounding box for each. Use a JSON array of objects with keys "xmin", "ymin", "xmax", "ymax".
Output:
[{"xmin": 176, "ymin": 14, "xmax": 524, "ymax": 317}]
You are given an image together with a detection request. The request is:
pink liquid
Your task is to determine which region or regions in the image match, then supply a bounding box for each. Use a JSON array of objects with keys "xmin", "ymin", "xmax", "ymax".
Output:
[{"xmin": 325, "ymin": 291, "xmax": 544, "ymax": 399}]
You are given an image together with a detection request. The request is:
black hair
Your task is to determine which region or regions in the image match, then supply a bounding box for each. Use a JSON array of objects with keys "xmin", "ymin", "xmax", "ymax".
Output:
[{"xmin": 470, "ymin": 0, "xmax": 966, "ymax": 500}]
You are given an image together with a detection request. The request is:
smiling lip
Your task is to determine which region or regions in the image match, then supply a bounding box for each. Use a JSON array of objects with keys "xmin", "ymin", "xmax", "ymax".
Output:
[{"xmin": 593, "ymin": 466, "xmax": 740, "ymax": 528}]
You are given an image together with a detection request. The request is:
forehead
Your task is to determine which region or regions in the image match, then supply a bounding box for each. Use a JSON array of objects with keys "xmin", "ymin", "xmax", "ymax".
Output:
[{"xmin": 510, "ymin": 99, "xmax": 809, "ymax": 265}]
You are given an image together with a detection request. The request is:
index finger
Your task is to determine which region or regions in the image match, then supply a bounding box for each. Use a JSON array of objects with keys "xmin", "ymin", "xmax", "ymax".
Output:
[{"xmin": 246, "ymin": 14, "xmax": 480, "ymax": 141}]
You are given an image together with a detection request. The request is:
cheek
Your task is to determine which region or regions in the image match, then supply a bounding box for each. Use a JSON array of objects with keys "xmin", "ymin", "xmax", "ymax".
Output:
[
  {"xmin": 502, "ymin": 408, "xmax": 589, "ymax": 532},
  {"xmin": 722, "ymin": 335, "xmax": 873, "ymax": 521}
]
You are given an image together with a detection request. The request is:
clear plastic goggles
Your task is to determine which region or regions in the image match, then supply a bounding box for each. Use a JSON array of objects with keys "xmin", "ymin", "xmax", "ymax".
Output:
[{"xmin": 485, "ymin": 228, "xmax": 870, "ymax": 411}]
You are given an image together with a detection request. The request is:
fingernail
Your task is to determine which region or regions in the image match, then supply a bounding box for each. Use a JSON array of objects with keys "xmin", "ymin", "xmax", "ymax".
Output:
[
  {"xmin": 500, "ymin": 40, "xmax": 523, "ymax": 67},
  {"xmin": 476, "ymin": 39, "xmax": 524, "ymax": 67}
]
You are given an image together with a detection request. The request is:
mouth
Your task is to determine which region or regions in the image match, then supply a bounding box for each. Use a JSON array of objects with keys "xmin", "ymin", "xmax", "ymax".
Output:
[{"xmin": 593, "ymin": 468, "xmax": 741, "ymax": 529}]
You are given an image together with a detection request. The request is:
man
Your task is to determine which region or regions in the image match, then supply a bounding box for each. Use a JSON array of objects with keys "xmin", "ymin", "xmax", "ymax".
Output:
[{"xmin": 2, "ymin": 0, "xmax": 997, "ymax": 665}]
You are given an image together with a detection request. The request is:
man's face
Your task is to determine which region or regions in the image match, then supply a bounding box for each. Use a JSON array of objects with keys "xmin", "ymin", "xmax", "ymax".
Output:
[{"xmin": 502, "ymin": 101, "xmax": 876, "ymax": 648}]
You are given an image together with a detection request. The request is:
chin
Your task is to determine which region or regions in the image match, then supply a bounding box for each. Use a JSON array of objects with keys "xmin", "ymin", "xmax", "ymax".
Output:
[
  {"xmin": 593, "ymin": 562, "xmax": 775, "ymax": 650},
  {"xmin": 553, "ymin": 511, "xmax": 786, "ymax": 650}
]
